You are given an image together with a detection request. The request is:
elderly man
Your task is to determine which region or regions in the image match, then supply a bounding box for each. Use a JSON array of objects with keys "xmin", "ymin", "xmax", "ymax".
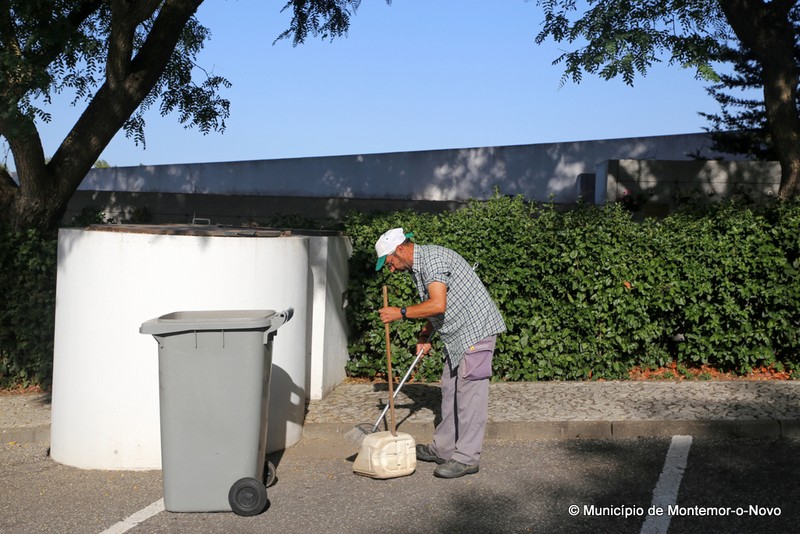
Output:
[{"xmin": 376, "ymin": 227, "xmax": 506, "ymax": 478}]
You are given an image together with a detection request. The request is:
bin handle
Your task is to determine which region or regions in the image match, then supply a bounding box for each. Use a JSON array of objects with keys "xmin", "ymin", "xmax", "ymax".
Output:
[{"xmin": 264, "ymin": 308, "xmax": 293, "ymax": 343}]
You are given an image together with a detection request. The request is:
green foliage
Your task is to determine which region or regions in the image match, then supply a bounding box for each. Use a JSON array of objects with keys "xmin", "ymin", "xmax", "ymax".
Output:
[
  {"xmin": 343, "ymin": 195, "xmax": 800, "ymax": 382},
  {"xmin": 0, "ymin": 2, "xmax": 231, "ymax": 143},
  {"xmin": 535, "ymin": 0, "xmax": 730, "ymax": 87},
  {"xmin": 256, "ymin": 213, "xmax": 341, "ymax": 231},
  {"xmin": 342, "ymin": 208, "xmax": 442, "ymax": 380},
  {"xmin": 3, "ymin": 195, "xmax": 799, "ymax": 388},
  {"xmin": 66, "ymin": 206, "xmax": 111, "ymax": 227},
  {"xmin": 533, "ymin": 1, "xmax": 800, "ymax": 198},
  {"xmin": 63, "ymin": 205, "xmax": 154, "ymax": 226},
  {"xmin": 1, "ymin": 1, "xmax": 239, "ymax": 233},
  {"xmin": 131, "ymin": 16, "xmax": 232, "ymax": 146},
  {"xmin": 276, "ymin": 0, "xmax": 391, "ymax": 46},
  {"xmin": 0, "ymin": 229, "xmax": 57, "ymax": 388}
]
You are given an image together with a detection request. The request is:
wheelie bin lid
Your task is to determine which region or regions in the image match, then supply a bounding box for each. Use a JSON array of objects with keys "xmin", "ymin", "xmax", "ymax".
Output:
[{"xmin": 139, "ymin": 310, "xmax": 278, "ymax": 336}]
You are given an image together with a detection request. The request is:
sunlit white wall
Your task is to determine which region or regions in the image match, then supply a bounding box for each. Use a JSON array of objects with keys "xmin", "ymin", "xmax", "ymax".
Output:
[{"xmin": 51, "ymin": 228, "xmax": 349, "ymax": 470}]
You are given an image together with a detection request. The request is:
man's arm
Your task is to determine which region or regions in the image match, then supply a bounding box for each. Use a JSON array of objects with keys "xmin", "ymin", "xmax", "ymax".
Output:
[{"xmin": 379, "ymin": 281, "xmax": 447, "ymax": 324}]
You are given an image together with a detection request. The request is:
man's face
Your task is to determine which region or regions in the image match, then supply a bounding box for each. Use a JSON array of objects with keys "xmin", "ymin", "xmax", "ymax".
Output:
[{"xmin": 384, "ymin": 246, "xmax": 412, "ymax": 273}]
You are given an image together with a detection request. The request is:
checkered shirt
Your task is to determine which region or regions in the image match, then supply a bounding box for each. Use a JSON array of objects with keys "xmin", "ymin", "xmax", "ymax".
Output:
[{"xmin": 411, "ymin": 244, "xmax": 506, "ymax": 368}]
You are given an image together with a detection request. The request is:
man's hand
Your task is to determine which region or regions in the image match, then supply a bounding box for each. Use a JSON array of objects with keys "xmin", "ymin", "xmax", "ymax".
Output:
[
  {"xmin": 379, "ymin": 306, "xmax": 403, "ymax": 324},
  {"xmin": 416, "ymin": 339, "xmax": 433, "ymax": 356}
]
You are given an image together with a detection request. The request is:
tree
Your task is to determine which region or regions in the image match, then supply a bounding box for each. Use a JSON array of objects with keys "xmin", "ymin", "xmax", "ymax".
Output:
[
  {"xmin": 534, "ymin": 0, "xmax": 800, "ymax": 199},
  {"xmin": 0, "ymin": 0, "xmax": 364, "ymax": 233},
  {"xmin": 700, "ymin": 44, "xmax": 784, "ymax": 162},
  {"xmin": 700, "ymin": 13, "xmax": 799, "ymax": 163}
]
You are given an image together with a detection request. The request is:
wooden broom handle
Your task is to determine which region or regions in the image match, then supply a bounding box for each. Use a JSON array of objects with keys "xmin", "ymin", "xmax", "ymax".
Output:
[{"xmin": 383, "ymin": 285, "xmax": 397, "ymax": 436}]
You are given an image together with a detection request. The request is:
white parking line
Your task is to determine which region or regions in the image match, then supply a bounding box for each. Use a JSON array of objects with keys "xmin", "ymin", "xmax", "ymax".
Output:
[
  {"xmin": 641, "ymin": 435, "xmax": 693, "ymax": 534},
  {"xmin": 98, "ymin": 498, "xmax": 165, "ymax": 534}
]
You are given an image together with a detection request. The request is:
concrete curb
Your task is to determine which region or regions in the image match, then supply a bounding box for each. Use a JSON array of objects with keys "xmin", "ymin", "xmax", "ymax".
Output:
[
  {"xmin": 302, "ymin": 419, "xmax": 799, "ymax": 442},
  {"xmin": 4, "ymin": 419, "xmax": 799, "ymax": 447},
  {"xmin": 5, "ymin": 380, "xmax": 800, "ymax": 447},
  {"xmin": 2, "ymin": 426, "xmax": 50, "ymax": 444}
]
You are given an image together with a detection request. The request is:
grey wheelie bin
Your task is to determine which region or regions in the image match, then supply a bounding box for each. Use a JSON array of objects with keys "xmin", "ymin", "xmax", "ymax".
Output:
[{"xmin": 140, "ymin": 309, "xmax": 292, "ymax": 516}]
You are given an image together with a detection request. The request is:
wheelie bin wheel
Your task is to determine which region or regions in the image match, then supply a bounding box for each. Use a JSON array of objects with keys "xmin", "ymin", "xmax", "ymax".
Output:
[
  {"xmin": 228, "ymin": 477, "xmax": 268, "ymax": 516},
  {"xmin": 265, "ymin": 461, "xmax": 277, "ymax": 487}
]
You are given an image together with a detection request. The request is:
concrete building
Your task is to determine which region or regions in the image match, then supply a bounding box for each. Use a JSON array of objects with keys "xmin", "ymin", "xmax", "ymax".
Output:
[{"xmin": 67, "ymin": 132, "xmax": 766, "ymax": 225}]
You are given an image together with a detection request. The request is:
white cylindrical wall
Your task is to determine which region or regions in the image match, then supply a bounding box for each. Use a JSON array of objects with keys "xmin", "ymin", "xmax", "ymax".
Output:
[{"xmin": 51, "ymin": 228, "xmax": 310, "ymax": 470}]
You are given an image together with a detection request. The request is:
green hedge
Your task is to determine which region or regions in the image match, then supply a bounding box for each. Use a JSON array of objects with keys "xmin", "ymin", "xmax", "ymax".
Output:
[
  {"xmin": 1, "ymin": 195, "xmax": 798, "ymax": 388},
  {"xmin": 343, "ymin": 195, "xmax": 800, "ymax": 382},
  {"xmin": 0, "ymin": 229, "xmax": 57, "ymax": 388}
]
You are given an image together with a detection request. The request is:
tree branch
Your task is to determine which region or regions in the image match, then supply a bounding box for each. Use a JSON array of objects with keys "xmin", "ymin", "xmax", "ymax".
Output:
[
  {"xmin": 0, "ymin": 0, "xmax": 104, "ymax": 106},
  {"xmin": 0, "ymin": 0, "xmax": 20, "ymax": 54},
  {"xmin": 51, "ymin": 0, "xmax": 203, "ymax": 198},
  {"xmin": 106, "ymin": 0, "xmax": 161, "ymax": 85},
  {"xmin": 25, "ymin": 0, "xmax": 104, "ymax": 75},
  {"xmin": 0, "ymin": 0, "xmax": 23, "ymax": 101},
  {"xmin": 771, "ymin": 0, "xmax": 795, "ymax": 17},
  {"xmin": 0, "ymin": 108, "xmax": 51, "ymax": 222},
  {"xmin": 0, "ymin": 164, "xmax": 16, "ymax": 189},
  {"xmin": 131, "ymin": 0, "xmax": 203, "ymax": 77}
]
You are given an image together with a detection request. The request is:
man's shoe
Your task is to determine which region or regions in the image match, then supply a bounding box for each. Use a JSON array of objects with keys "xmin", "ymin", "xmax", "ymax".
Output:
[
  {"xmin": 416, "ymin": 444, "xmax": 445, "ymax": 464},
  {"xmin": 433, "ymin": 459, "xmax": 479, "ymax": 479}
]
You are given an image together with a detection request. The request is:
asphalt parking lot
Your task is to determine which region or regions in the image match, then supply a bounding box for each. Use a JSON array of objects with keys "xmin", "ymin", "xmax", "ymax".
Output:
[{"xmin": 2, "ymin": 435, "xmax": 798, "ymax": 534}]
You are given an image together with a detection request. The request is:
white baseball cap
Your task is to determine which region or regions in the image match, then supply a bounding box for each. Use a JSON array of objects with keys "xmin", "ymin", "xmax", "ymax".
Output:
[{"xmin": 375, "ymin": 227, "xmax": 414, "ymax": 271}]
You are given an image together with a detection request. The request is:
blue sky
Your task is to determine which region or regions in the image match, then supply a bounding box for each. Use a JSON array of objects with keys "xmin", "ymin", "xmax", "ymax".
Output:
[{"xmin": 20, "ymin": 0, "xmax": 730, "ymax": 169}]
